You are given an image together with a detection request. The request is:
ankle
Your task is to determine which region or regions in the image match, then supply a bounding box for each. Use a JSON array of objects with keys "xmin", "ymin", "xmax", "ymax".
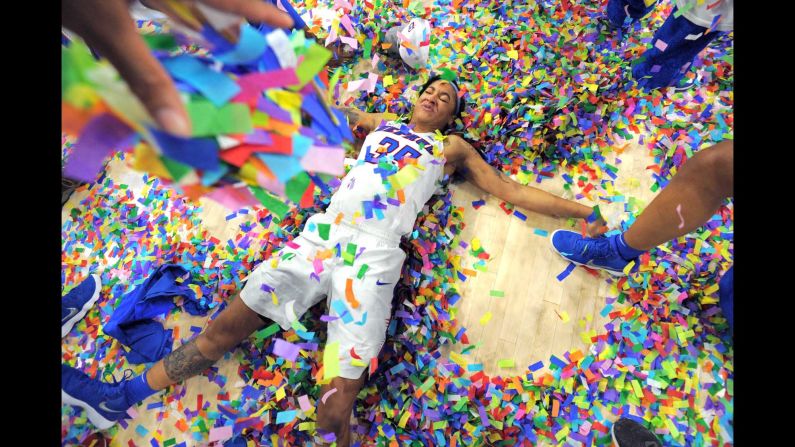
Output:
[
  {"xmin": 614, "ymin": 233, "xmax": 645, "ymax": 261},
  {"xmin": 125, "ymin": 372, "xmax": 158, "ymax": 405}
]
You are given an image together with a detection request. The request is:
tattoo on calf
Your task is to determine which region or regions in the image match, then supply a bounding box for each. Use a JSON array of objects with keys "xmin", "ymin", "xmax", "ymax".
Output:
[{"xmin": 163, "ymin": 339, "xmax": 215, "ymax": 382}]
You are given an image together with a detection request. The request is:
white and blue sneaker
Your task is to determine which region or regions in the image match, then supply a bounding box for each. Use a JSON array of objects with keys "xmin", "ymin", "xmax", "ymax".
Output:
[
  {"xmin": 61, "ymin": 365, "xmax": 132, "ymax": 430},
  {"xmin": 550, "ymin": 230, "xmax": 635, "ymax": 277},
  {"xmin": 62, "ymin": 274, "xmax": 102, "ymax": 338}
]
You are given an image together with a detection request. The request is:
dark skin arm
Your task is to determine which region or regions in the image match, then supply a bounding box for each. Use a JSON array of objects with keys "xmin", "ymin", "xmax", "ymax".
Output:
[
  {"xmin": 335, "ymin": 107, "xmax": 385, "ymax": 133},
  {"xmin": 443, "ymin": 134, "xmax": 607, "ymax": 236}
]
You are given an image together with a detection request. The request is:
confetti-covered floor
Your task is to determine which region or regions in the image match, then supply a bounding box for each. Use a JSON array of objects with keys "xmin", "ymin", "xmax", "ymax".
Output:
[{"xmin": 62, "ymin": 0, "xmax": 733, "ymax": 446}]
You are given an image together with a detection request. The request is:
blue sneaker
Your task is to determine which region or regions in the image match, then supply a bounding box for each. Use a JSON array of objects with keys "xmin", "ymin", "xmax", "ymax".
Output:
[
  {"xmin": 550, "ymin": 230, "xmax": 631, "ymax": 276},
  {"xmin": 62, "ymin": 274, "xmax": 102, "ymax": 338},
  {"xmin": 671, "ymin": 73, "xmax": 702, "ymax": 92},
  {"xmin": 61, "ymin": 365, "xmax": 132, "ymax": 429}
]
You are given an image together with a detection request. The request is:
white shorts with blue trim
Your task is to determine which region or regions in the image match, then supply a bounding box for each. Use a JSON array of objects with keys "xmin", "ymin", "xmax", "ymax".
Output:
[{"xmin": 240, "ymin": 212, "xmax": 405, "ymax": 380}]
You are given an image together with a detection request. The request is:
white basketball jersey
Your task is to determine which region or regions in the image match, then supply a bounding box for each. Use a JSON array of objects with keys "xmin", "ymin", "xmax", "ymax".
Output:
[{"xmin": 328, "ymin": 121, "xmax": 446, "ymax": 236}]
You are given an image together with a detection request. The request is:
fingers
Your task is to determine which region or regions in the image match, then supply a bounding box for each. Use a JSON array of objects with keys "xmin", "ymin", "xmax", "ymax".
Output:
[
  {"xmin": 200, "ymin": 0, "xmax": 294, "ymax": 28},
  {"xmin": 62, "ymin": 0, "xmax": 192, "ymax": 136}
]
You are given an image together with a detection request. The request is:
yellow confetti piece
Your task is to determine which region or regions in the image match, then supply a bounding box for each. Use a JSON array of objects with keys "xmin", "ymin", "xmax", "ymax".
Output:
[
  {"xmin": 238, "ymin": 161, "xmax": 262, "ymax": 185},
  {"xmin": 449, "ymin": 351, "xmax": 467, "ymax": 368},
  {"xmin": 267, "ymin": 89, "xmax": 303, "ymax": 115},
  {"xmin": 497, "ymin": 359, "xmax": 515, "ymax": 368},
  {"xmin": 623, "ymin": 260, "xmax": 635, "ymax": 276},
  {"xmin": 398, "ymin": 411, "xmax": 411, "ymax": 428},
  {"xmin": 388, "ymin": 164, "xmax": 421, "ymax": 190},
  {"xmin": 132, "ymin": 142, "xmax": 172, "ymax": 180},
  {"xmin": 479, "ymin": 311, "xmax": 492, "ymax": 325},
  {"xmin": 275, "ymin": 385, "xmax": 286, "ymax": 402},
  {"xmin": 322, "ymin": 341, "xmax": 340, "ymax": 381}
]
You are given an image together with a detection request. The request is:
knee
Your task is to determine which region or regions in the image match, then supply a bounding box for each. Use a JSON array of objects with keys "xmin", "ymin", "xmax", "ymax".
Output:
[
  {"xmin": 197, "ymin": 319, "xmax": 239, "ymax": 359},
  {"xmin": 694, "ymin": 141, "xmax": 733, "ymax": 196},
  {"xmin": 697, "ymin": 140, "xmax": 732, "ymax": 169}
]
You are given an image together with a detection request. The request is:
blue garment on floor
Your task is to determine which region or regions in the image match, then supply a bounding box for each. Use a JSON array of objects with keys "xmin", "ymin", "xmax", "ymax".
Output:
[
  {"xmin": 718, "ymin": 266, "xmax": 733, "ymax": 336},
  {"xmin": 104, "ymin": 264, "xmax": 211, "ymax": 364}
]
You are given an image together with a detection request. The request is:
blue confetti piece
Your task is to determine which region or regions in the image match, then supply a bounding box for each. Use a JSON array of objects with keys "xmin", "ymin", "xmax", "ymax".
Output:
[{"xmin": 556, "ymin": 262, "xmax": 576, "ymax": 281}]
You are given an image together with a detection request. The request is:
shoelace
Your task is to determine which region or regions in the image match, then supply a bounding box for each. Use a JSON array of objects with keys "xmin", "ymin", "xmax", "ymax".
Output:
[{"xmin": 103, "ymin": 369, "xmax": 135, "ymax": 387}]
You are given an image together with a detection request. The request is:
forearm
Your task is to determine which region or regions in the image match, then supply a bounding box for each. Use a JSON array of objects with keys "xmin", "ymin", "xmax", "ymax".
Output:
[{"xmin": 511, "ymin": 184, "xmax": 592, "ymax": 219}]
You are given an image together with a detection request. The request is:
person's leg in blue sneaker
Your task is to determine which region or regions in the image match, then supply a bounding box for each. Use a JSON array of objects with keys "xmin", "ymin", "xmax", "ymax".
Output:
[
  {"xmin": 139, "ymin": 295, "xmax": 267, "ymax": 392},
  {"xmin": 632, "ymin": 7, "xmax": 724, "ymax": 89},
  {"xmin": 63, "ymin": 295, "xmax": 268, "ymax": 429},
  {"xmin": 622, "ymin": 140, "xmax": 733, "ymax": 251},
  {"xmin": 606, "ymin": 0, "xmax": 658, "ymax": 28},
  {"xmin": 552, "ymin": 140, "xmax": 733, "ymax": 278}
]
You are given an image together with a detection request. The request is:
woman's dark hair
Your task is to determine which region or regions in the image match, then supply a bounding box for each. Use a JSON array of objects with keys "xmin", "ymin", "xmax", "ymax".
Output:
[
  {"xmin": 417, "ymin": 74, "xmax": 466, "ymax": 125},
  {"xmin": 414, "ymin": 74, "xmax": 489, "ymax": 184}
]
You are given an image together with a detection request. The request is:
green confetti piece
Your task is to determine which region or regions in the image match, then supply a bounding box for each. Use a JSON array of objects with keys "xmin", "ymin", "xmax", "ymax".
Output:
[
  {"xmin": 328, "ymin": 67, "xmax": 343, "ymax": 96},
  {"xmin": 285, "ymin": 171, "xmax": 312, "ymax": 204},
  {"xmin": 357, "ymin": 264, "xmax": 369, "ymax": 279},
  {"xmin": 295, "ymin": 43, "xmax": 331, "ymax": 88},
  {"xmin": 363, "ymin": 39, "xmax": 372, "ymax": 60},
  {"xmin": 317, "ymin": 223, "xmax": 331, "ymax": 241},
  {"xmin": 440, "ymin": 67, "xmax": 457, "ymax": 82},
  {"xmin": 161, "ymin": 157, "xmax": 194, "ymax": 182},
  {"xmin": 186, "ymin": 99, "xmax": 253, "ymax": 137},
  {"xmin": 490, "ymin": 290, "xmax": 505, "ymax": 297},
  {"xmin": 419, "ymin": 376, "xmax": 435, "ymax": 393},
  {"xmin": 62, "ymin": 41, "xmax": 98, "ymax": 96},
  {"xmin": 143, "ymin": 34, "xmax": 178, "ymax": 51},
  {"xmin": 343, "ymin": 242, "xmax": 358, "ymax": 266},
  {"xmin": 250, "ymin": 187, "xmax": 290, "ymax": 220}
]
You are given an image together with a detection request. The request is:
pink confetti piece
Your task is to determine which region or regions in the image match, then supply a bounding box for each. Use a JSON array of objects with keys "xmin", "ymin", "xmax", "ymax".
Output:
[
  {"xmin": 298, "ymin": 394, "xmax": 312, "ymax": 412},
  {"xmin": 676, "ymin": 204, "xmax": 685, "ymax": 229},
  {"xmin": 321, "ymin": 387, "xmax": 338, "ymax": 404}
]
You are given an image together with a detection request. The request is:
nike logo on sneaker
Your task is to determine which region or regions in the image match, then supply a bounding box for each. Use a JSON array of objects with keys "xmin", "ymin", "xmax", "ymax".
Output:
[
  {"xmin": 98, "ymin": 401, "xmax": 126, "ymax": 413},
  {"xmin": 585, "ymin": 259, "xmax": 612, "ymax": 270},
  {"xmin": 376, "ymin": 280, "xmax": 392, "ymax": 286},
  {"xmin": 62, "ymin": 307, "xmax": 79, "ymax": 323}
]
